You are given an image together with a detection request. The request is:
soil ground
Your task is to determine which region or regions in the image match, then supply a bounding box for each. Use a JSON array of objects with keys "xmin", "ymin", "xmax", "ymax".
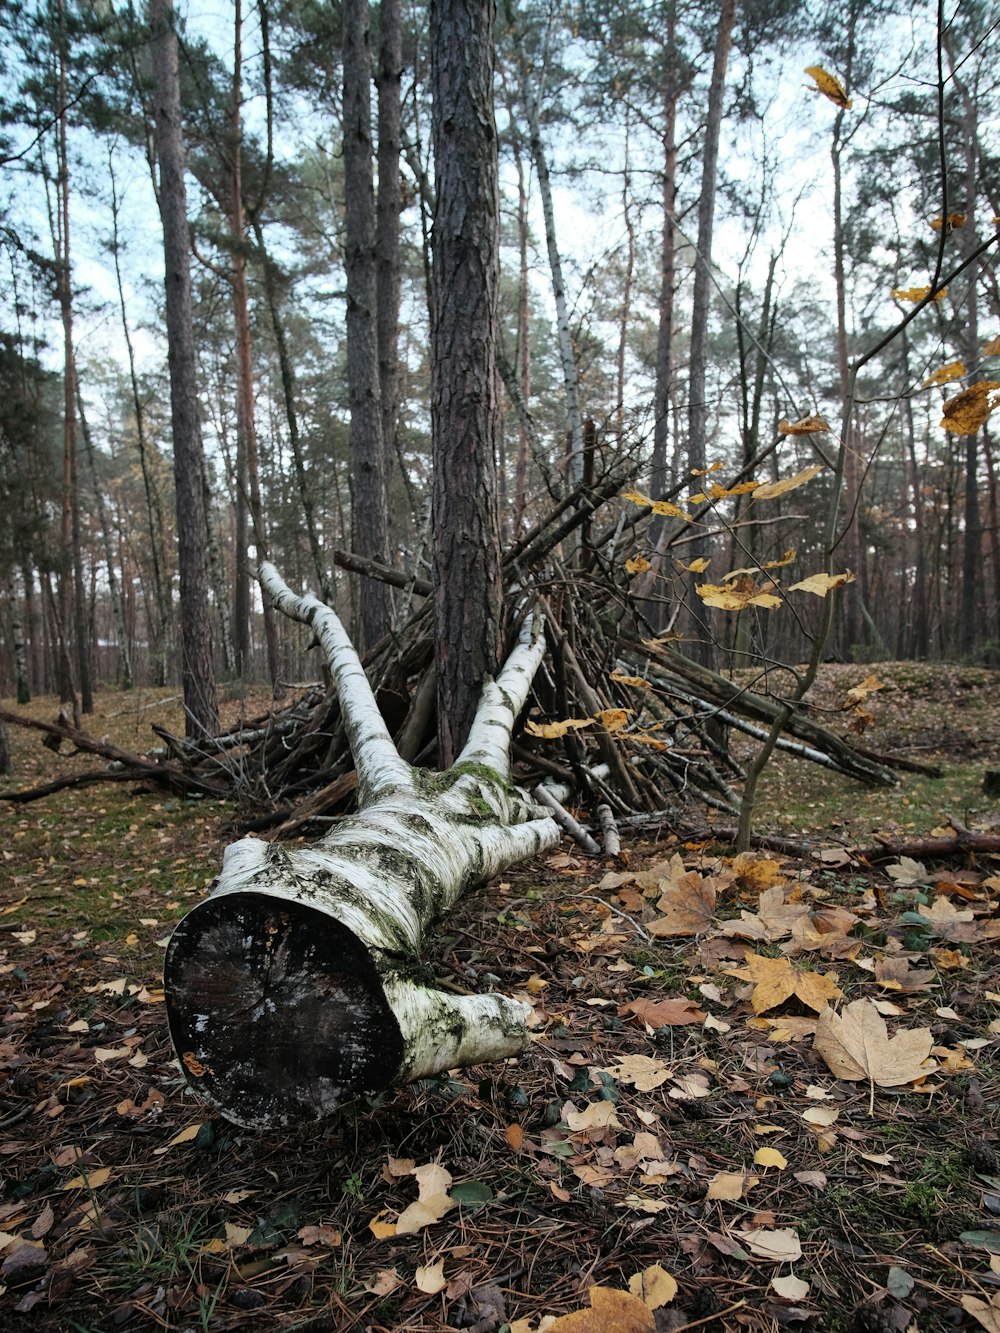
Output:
[{"xmin": 1, "ymin": 664, "xmax": 998, "ymax": 1332}]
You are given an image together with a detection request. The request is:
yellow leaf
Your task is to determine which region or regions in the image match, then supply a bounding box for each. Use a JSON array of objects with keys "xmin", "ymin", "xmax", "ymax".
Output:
[
  {"xmin": 805, "ymin": 65, "xmax": 853, "ymax": 108},
  {"xmin": 566, "ymin": 1102, "xmax": 623, "ymax": 1131},
  {"xmin": 753, "ymin": 1147, "xmax": 789, "ymax": 1169},
  {"xmin": 550, "ymin": 1287, "xmax": 656, "ymax": 1332},
  {"xmin": 707, "ymin": 480, "xmax": 760, "ymax": 498},
  {"xmin": 778, "ymin": 414, "xmax": 830, "ymax": 435},
  {"xmin": 524, "ymin": 717, "xmax": 594, "ymax": 739},
  {"xmin": 627, "ymin": 1264, "xmax": 678, "ymax": 1310},
  {"xmin": 624, "ymin": 554, "xmax": 651, "ymax": 575},
  {"xmin": 753, "ymin": 464, "xmax": 824, "ymax": 500},
  {"xmin": 892, "ymin": 285, "xmax": 947, "ymax": 303},
  {"xmin": 961, "ymin": 1294, "xmax": 1000, "ymax": 1333},
  {"xmin": 773, "ymin": 1275, "xmax": 811, "ymax": 1301},
  {"xmin": 369, "ymin": 1212, "xmax": 398, "ymax": 1239},
  {"xmin": 706, "ymin": 1170, "xmax": 758, "ymax": 1200},
  {"xmin": 744, "ymin": 954, "xmax": 844, "ymax": 1014},
  {"xmin": 843, "ymin": 674, "xmax": 882, "ymax": 707},
  {"xmin": 788, "ymin": 571, "xmax": 856, "ymax": 596},
  {"xmin": 984, "ymin": 335, "xmax": 1000, "ymax": 357},
  {"xmin": 725, "ymin": 549, "xmax": 797, "ymax": 580},
  {"xmin": 941, "ymin": 380, "xmax": 1000, "ymax": 436},
  {"xmin": 621, "ymin": 490, "xmax": 688, "ymax": 519},
  {"xmin": 930, "ymin": 212, "xmax": 967, "ymax": 231},
  {"xmin": 153, "ymin": 1123, "xmax": 202, "ymax": 1155},
  {"xmin": 62, "ymin": 1167, "xmax": 112, "ymax": 1190},
  {"xmin": 814, "ymin": 999, "xmax": 935, "ymax": 1086},
  {"xmin": 609, "ymin": 671, "xmax": 652, "ymax": 689},
  {"xmin": 505, "ymin": 1123, "xmax": 525, "ymax": 1151},
  {"xmin": 675, "ymin": 556, "xmax": 711, "ymax": 573},
  {"xmin": 690, "ymin": 461, "xmax": 723, "ymax": 475},
  {"xmin": 415, "ymin": 1260, "xmax": 447, "ymax": 1294},
  {"xmin": 696, "ymin": 582, "xmax": 782, "ymax": 611},
  {"xmin": 595, "ymin": 708, "xmax": 631, "ymax": 732},
  {"xmin": 604, "ymin": 1055, "xmax": 670, "ymax": 1091},
  {"xmin": 922, "ymin": 361, "xmax": 966, "ymax": 388}
]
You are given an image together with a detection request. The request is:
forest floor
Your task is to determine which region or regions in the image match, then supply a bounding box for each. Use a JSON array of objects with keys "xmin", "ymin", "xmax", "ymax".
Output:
[{"xmin": 1, "ymin": 664, "xmax": 999, "ymax": 1333}]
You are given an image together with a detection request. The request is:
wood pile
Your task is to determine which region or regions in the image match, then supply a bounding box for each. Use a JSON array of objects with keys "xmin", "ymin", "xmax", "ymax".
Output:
[{"xmin": 1, "ymin": 471, "xmax": 934, "ymax": 845}]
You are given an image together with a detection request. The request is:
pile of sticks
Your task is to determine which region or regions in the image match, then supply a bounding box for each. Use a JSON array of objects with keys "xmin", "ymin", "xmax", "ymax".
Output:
[{"xmin": 1, "ymin": 471, "xmax": 933, "ymax": 843}]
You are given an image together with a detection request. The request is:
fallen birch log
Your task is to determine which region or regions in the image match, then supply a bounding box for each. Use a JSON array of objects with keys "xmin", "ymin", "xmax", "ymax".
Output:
[{"xmin": 164, "ymin": 564, "xmax": 559, "ymax": 1128}]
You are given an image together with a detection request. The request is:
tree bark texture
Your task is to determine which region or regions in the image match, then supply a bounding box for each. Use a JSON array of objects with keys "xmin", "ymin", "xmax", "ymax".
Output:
[
  {"xmin": 376, "ymin": 0, "xmax": 403, "ymax": 489},
  {"xmin": 430, "ymin": 0, "xmax": 505, "ymax": 765},
  {"xmin": 685, "ymin": 0, "xmax": 736, "ymax": 663},
  {"xmin": 343, "ymin": 0, "xmax": 391, "ymax": 651},
  {"xmin": 164, "ymin": 564, "xmax": 558, "ymax": 1128},
  {"xmin": 149, "ymin": 0, "xmax": 219, "ymax": 739},
  {"xmin": 229, "ymin": 0, "xmax": 283, "ymax": 698}
]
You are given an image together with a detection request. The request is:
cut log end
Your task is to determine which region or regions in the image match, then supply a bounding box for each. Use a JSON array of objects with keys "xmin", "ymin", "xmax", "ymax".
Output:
[{"xmin": 165, "ymin": 893, "xmax": 404, "ymax": 1128}]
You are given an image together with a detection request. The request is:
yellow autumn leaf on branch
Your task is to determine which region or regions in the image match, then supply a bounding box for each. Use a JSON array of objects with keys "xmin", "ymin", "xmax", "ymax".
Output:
[
  {"xmin": 697, "ymin": 581, "xmax": 783, "ymax": 611},
  {"xmin": 725, "ymin": 549, "xmax": 797, "ymax": 580},
  {"xmin": 624, "ymin": 554, "xmax": 651, "ymax": 575},
  {"xmin": 940, "ymin": 380, "xmax": 1000, "ymax": 436},
  {"xmin": 930, "ymin": 212, "xmax": 967, "ymax": 231},
  {"xmin": 805, "ymin": 65, "xmax": 852, "ymax": 108},
  {"xmin": 788, "ymin": 571, "xmax": 856, "ymax": 596},
  {"xmin": 778, "ymin": 414, "xmax": 830, "ymax": 435},
  {"xmin": 709, "ymin": 480, "xmax": 760, "ymax": 498},
  {"xmin": 891, "ymin": 285, "xmax": 947, "ymax": 303},
  {"xmin": 753, "ymin": 464, "xmax": 824, "ymax": 501},
  {"xmin": 525, "ymin": 717, "xmax": 594, "ymax": 739},
  {"xmin": 610, "ymin": 671, "xmax": 652, "ymax": 689},
  {"xmin": 595, "ymin": 708, "xmax": 632, "ymax": 732},
  {"xmin": 844, "ymin": 674, "xmax": 883, "ymax": 707},
  {"xmin": 675, "ymin": 556, "xmax": 711, "ymax": 573},
  {"xmin": 922, "ymin": 361, "xmax": 965, "ymax": 388},
  {"xmin": 621, "ymin": 490, "xmax": 688, "ymax": 519},
  {"xmin": 983, "ymin": 335, "xmax": 1000, "ymax": 357},
  {"xmin": 690, "ymin": 461, "xmax": 723, "ymax": 476}
]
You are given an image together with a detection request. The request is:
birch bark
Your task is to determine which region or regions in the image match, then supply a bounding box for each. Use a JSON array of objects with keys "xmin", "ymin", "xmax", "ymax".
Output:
[{"xmin": 165, "ymin": 565, "xmax": 559, "ymax": 1128}]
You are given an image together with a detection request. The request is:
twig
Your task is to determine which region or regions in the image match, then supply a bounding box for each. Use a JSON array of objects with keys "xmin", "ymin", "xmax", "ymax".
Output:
[
  {"xmin": 597, "ymin": 802, "xmax": 621, "ymax": 858},
  {"xmin": 532, "ymin": 785, "xmax": 601, "ymax": 855}
]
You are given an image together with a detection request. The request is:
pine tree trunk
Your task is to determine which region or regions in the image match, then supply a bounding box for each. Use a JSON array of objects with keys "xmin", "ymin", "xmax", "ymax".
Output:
[
  {"xmin": 376, "ymin": 0, "xmax": 403, "ymax": 498},
  {"xmin": 149, "ymin": 0, "xmax": 219, "ymax": 739},
  {"xmin": 430, "ymin": 0, "xmax": 505, "ymax": 764},
  {"xmin": 165, "ymin": 565, "xmax": 558, "ymax": 1128},
  {"xmin": 343, "ymin": 0, "xmax": 391, "ymax": 651}
]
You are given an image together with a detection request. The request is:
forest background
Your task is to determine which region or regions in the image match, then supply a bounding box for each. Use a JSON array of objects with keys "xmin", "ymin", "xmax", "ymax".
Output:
[{"xmin": 1, "ymin": 0, "xmax": 999, "ymax": 736}]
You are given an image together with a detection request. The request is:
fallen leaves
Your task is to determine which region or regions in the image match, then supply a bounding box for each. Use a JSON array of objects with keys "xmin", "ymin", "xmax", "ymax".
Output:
[
  {"xmin": 549, "ymin": 1286, "xmax": 656, "ymax": 1332},
  {"xmin": 739, "ymin": 954, "xmax": 844, "ymax": 1014},
  {"xmin": 814, "ymin": 999, "xmax": 935, "ymax": 1087},
  {"xmin": 734, "ymin": 1227, "xmax": 803, "ymax": 1261}
]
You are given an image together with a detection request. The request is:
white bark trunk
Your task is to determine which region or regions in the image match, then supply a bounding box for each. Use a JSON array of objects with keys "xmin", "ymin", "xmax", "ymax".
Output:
[{"xmin": 165, "ymin": 567, "xmax": 559, "ymax": 1128}]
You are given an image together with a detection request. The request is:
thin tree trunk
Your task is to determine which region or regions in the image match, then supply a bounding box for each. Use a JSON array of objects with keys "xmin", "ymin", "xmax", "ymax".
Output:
[
  {"xmin": 109, "ymin": 154, "xmax": 172, "ymax": 684},
  {"xmin": 343, "ymin": 0, "xmax": 391, "ymax": 650},
  {"xmin": 685, "ymin": 0, "xmax": 737, "ymax": 663},
  {"xmin": 77, "ymin": 382, "xmax": 133, "ymax": 689},
  {"xmin": 149, "ymin": 0, "xmax": 219, "ymax": 739},
  {"xmin": 252, "ymin": 218, "xmax": 332, "ymax": 604},
  {"xmin": 948, "ymin": 49, "xmax": 982, "ymax": 658},
  {"xmin": 229, "ymin": 0, "xmax": 283, "ymax": 698},
  {"xmin": 525, "ymin": 83, "xmax": 583, "ymax": 484},
  {"xmin": 8, "ymin": 578, "xmax": 30, "ymax": 704},
  {"xmin": 430, "ymin": 0, "xmax": 504, "ymax": 764},
  {"xmin": 376, "ymin": 0, "xmax": 403, "ymax": 504},
  {"xmin": 900, "ymin": 328, "xmax": 929, "ymax": 657},
  {"xmin": 53, "ymin": 4, "xmax": 91, "ymax": 712},
  {"xmin": 616, "ymin": 113, "xmax": 635, "ymax": 437}
]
